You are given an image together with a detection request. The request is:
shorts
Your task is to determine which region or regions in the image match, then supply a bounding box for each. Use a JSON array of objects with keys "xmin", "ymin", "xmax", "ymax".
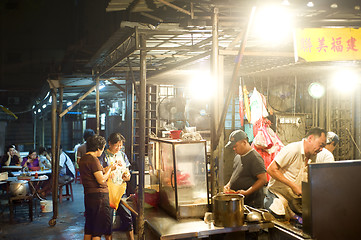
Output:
[{"xmin": 84, "ymin": 192, "xmax": 112, "ymax": 236}]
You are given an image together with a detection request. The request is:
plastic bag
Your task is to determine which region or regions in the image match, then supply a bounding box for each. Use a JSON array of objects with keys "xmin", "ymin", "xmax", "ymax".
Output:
[
  {"xmin": 111, "ymin": 165, "xmax": 127, "ymax": 185},
  {"xmin": 250, "ymin": 88, "xmax": 268, "ymax": 124},
  {"xmin": 108, "ymin": 180, "xmax": 126, "ymax": 209},
  {"xmin": 108, "ymin": 165, "xmax": 128, "ymax": 209},
  {"xmin": 253, "ymin": 127, "xmax": 273, "ymax": 149}
]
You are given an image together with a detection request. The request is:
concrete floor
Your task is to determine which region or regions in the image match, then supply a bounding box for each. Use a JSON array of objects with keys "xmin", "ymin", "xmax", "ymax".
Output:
[{"xmin": 0, "ymin": 182, "xmax": 129, "ymax": 240}]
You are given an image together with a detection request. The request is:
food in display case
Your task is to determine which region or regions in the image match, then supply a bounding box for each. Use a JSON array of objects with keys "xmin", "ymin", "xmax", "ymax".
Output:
[{"xmin": 151, "ymin": 138, "xmax": 209, "ymax": 219}]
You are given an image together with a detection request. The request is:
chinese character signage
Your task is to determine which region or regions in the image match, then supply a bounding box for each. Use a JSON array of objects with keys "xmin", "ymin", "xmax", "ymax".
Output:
[{"xmin": 295, "ymin": 28, "xmax": 361, "ymax": 62}]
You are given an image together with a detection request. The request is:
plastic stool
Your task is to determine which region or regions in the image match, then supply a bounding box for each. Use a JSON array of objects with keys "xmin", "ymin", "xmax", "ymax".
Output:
[
  {"xmin": 75, "ymin": 168, "xmax": 81, "ymax": 184},
  {"xmin": 59, "ymin": 180, "xmax": 74, "ymax": 203}
]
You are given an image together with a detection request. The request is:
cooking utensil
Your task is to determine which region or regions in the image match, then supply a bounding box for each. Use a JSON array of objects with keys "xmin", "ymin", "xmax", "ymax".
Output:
[
  {"xmin": 247, "ymin": 206, "xmax": 275, "ymax": 222},
  {"xmin": 213, "ymin": 193, "xmax": 244, "ymax": 227},
  {"xmin": 9, "ymin": 180, "xmax": 29, "ymax": 197},
  {"xmin": 244, "ymin": 205, "xmax": 262, "ymax": 222}
]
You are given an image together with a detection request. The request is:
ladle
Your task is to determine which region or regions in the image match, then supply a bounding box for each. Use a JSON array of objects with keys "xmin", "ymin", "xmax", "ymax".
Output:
[
  {"xmin": 247, "ymin": 206, "xmax": 275, "ymax": 222},
  {"xmin": 244, "ymin": 205, "xmax": 262, "ymax": 222}
]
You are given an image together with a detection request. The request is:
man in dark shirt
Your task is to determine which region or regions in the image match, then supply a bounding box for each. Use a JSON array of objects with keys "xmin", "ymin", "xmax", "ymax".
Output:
[
  {"xmin": 224, "ymin": 130, "xmax": 267, "ymax": 208},
  {"xmin": 1, "ymin": 145, "xmax": 21, "ymax": 166}
]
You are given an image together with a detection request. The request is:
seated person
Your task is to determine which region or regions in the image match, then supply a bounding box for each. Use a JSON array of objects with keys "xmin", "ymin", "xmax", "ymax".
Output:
[
  {"xmin": 39, "ymin": 147, "xmax": 75, "ymax": 198},
  {"xmin": 1, "ymin": 145, "xmax": 21, "ymax": 166},
  {"xmin": 59, "ymin": 147, "xmax": 75, "ymax": 185},
  {"xmin": 39, "ymin": 146, "xmax": 52, "ymax": 169},
  {"xmin": 21, "ymin": 150, "xmax": 40, "ymax": 169}
]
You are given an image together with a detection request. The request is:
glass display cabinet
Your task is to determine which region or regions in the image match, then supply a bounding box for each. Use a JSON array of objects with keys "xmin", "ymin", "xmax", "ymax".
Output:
[{"xmin": 150, "ymin": 138, "xmax": 209, "ymax": 219}]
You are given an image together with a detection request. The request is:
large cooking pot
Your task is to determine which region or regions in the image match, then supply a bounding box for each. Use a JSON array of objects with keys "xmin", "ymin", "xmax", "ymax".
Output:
[
  {"xmin": 9, "ymin": 180, "xmax": 29, "ymax": 197},
  {"xmin": 212, "ymin": 193, "xmax": 244, "ymax": 227}
]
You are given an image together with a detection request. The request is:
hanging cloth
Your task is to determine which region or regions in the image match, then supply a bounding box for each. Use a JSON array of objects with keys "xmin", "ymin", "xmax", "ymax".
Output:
[{"xmin": 243, "ymin": 86, "xmax": 251, "ymax": 123}]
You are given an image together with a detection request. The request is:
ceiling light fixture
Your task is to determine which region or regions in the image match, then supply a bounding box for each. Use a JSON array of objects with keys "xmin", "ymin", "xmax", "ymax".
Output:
[
  {"xmin": 42, "ymin": 104, "xmax": 47, "ymax": 109},
  {"xmin": 307, "ymin": 2, "xmax": 314, "ymax": 7},
  {"xmin": 330, "ymin": 3, "xmax": 338, "ymax": 8},
  {"xmin": 67, "ymin": 102, "xmax": 72, "ymax": 106},
  {"xmin": 308, "ymin": 82, "xmax": 325, "ymax": 99},
  {"xmin": 332, "ymin": 70, "xmax": 358, "ymax": 93},
  {"xmin": 253, "ymin": 5, "xmax": 294, "ymax": 45},
  {"xmin": 355, "ymin": 5, "xmax": 360, "ymax": 10},
  {"xmin": 281, "ymin": 0, "xmax": 290, "ymax": 6},
  {"xmin": 188, "ymin": 71, "xmax": 215, "ymax": 100}
]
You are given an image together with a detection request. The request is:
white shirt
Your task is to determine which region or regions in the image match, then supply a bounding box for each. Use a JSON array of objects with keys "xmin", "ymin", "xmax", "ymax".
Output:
[
  {"xmin": 59, "ymin": 151, "xmax": 75, "ymax": 177},
  {"xmin": 39, "ymin": 155, "xmax": 51, "ymax": 169},
  {"xmin": 315, "ymin": 148, "xmax": 335, "ymax": 163},
  {"xmin": 268, "ymin": 139, "xmax": 315, "ymax": 189}
]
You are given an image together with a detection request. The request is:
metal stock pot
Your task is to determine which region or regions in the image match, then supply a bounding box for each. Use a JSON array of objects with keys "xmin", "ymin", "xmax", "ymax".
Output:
[
  {"xmin": 9, "ymin": 180, "xmax": 29, "ymax": 197},
  {"xmin": 212, "ymin": 193, "xmax": 244, "ymax": 227}
]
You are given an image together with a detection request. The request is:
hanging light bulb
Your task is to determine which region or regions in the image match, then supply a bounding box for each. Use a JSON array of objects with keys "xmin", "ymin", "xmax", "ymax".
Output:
[
  {"xmin": 308, "ymin": 82, "xmax": 325, "ymax": 99},
  {"xmin": 282, "ymin": 0, "xmax": 290, "ymax": 6}
]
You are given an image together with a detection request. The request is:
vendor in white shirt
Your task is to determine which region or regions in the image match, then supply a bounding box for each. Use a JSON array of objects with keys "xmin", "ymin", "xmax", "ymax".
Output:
[{"xmin": 315, "ymin": 132, "xmax": 339, "ymax": 163}]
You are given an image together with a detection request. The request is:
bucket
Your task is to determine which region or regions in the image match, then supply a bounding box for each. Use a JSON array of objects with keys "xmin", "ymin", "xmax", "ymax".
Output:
[
  {"xmin": 40, "ymin": 200, "xmax": 53, "ymax": 213},
  {"xmin": 170, "ymin": 130, "xmax": 182, "ymax": 139}
]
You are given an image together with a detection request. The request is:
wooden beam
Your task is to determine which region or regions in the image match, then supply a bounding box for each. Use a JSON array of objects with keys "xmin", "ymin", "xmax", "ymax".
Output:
[
  {"xmin": 107, "ymin": 79, "xmax": 126, "ymax": 92},
  {"xmin": 59, "ymin": 85, "xmax": 97, "ymax": 117},
  {"xmin": 157, "ymin": 0, "xmax": 191, "ymax": 16}
]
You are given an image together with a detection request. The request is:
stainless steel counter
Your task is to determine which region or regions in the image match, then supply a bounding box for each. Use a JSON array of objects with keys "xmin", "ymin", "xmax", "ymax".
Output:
[
  {"xmin": 269, "ymin": 220, "xmax": 314, "ymax": 240},
  {"xmin": 133, "ymin": 204, "xmax": 273, "ymax": 240}
]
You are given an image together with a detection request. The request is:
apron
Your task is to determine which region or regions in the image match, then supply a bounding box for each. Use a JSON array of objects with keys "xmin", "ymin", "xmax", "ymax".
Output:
[{"xmin": 269, "ymin": 158, "xmax": 308, "ymax": 216}]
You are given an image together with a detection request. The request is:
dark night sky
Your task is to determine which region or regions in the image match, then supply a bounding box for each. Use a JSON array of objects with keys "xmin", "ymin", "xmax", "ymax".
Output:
[{"xmin": 0, "ymin": 0, "xmax": 121, "ymax": 111}]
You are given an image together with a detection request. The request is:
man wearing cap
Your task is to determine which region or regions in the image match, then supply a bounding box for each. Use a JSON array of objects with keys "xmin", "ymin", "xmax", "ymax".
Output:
[
  {"xmin": 264, "ymin": 127, "xmax": 327, "ymax": 220},
  {"xmin": 316, "ymin": 131, "xmax": 339, "ymax": 163},
  {"xmin": 223, "ymin": 129, "xmax": 267, "ymax": 208}
]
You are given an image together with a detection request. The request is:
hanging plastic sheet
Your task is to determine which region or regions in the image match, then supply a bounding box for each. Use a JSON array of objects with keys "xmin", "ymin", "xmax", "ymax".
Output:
[{"xmin": 250, "ymin": 88, "xmax": 268, "ymax": 124}]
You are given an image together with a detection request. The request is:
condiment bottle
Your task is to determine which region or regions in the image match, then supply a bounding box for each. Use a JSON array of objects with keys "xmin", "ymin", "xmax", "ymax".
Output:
[{"xmin": 35, "ymin": 172, "xmax": 38, "ymax": 179}]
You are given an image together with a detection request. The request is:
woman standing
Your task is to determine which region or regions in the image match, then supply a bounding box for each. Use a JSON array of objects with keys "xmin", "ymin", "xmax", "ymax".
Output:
[
  {"xmin": 79, "ymin": 135, "xmax": 117, "ymax": 240},
  {"xmin": 99, "ymin": 133, "xmax": 133, "ymax": 240},
  {"xmin": 21, "ymin": 150, "xmax": 39, "ymax": 168}
]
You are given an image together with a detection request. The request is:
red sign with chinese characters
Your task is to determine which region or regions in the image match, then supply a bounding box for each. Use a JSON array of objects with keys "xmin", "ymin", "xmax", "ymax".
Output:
[{"xmin": 295, "ymin": 28, "xmax": 361, "ymax": 62}]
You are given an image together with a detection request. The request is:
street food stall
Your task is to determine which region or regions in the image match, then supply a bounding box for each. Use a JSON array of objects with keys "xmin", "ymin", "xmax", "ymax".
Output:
[{"xmin": 126, "ymin": 137, "xmax": 273, "ymax": 239}]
